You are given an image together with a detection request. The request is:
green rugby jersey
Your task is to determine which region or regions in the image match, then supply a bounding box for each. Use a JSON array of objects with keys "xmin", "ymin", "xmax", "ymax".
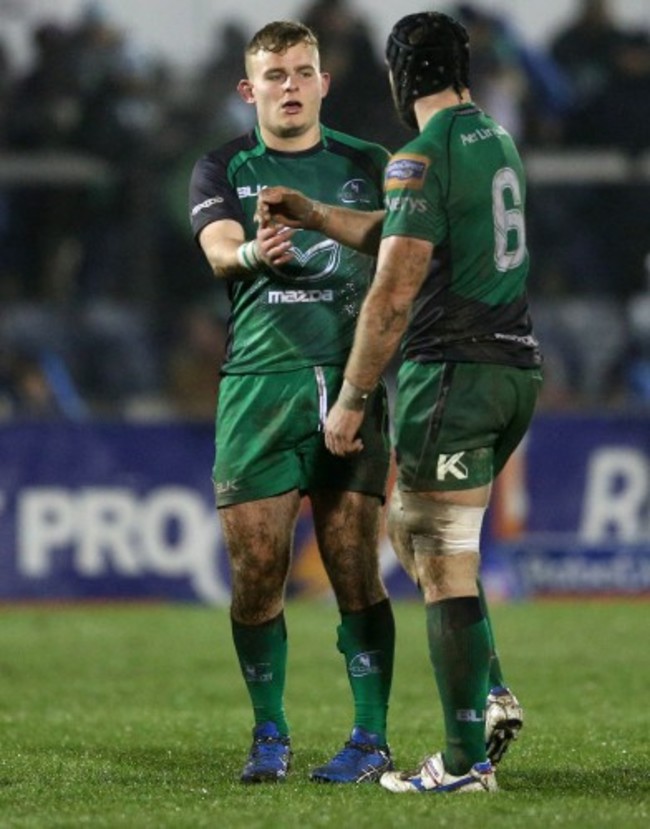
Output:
[
  {"xmin": 382, "ymin": 103, "xmax": 541, "ymax": 368},
  {"xmin": 190, "ymin": 125, "xmax": 389, "ymax": 374}
]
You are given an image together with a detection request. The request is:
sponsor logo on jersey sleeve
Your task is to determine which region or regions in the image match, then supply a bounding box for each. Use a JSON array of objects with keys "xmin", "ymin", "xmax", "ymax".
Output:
[
  {"xmin": 190, "ymin": 195, "xmax": 224, "ymax": 217},
  {"xmin": 384, "ymin": 194, "xmax": 428, "ymax": 215},
  {"xmin": 385, "ymin": 154, "xmax": 430, "ymax": 191}
]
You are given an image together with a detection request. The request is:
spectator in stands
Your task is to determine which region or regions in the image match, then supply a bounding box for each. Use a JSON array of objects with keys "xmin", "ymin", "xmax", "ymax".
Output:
[
  {"xmin": 550, "ymin": 0, "xmax": 628, "ymax": 123},
  {"xmin": 451, "ymin": 4, "xmax": 528, "ymax": 140},
  {"xmin": 1, "ymin": 8, "xmax": 168, "ymax": 414},
  {"xmin": 2, "ymin": 21, "xmax": 84, "ymax": 300},
  {"xmin": 551, "ymin": 18, "xmax": 649, "ymax": 295},
  {"xmin": 568, "ymin": 29, "xmax": 650, "ymax": 151},
  {"xmin": 0, "ymin": 1, "xmax": 647, "ymax": 415},
  {"xmin": 68, "ymin": 1, "xmax": 129, "ymax": 100},
  {"xmin": 300, "ymin": 0, "xmax": 408, "ymax": 147},
  {"xmin": 5, "ymin": 22, "xmax": 79, "ymax": 150},
  {"xmin": 452, "ymin": 3, "xmax": 572, "ymax": 145},
  {"xmin": 165, "ymin": 301, "xmax": 226, "ymax": 420},
  {"xmin": 195, "ymin": 20, "xmax": 255, "ymax": 139},
  {"xmin": 626, "ymin": 257, "xmax": 650, "ymax": 405},
  {"xmin": 0, "ymin": 344, "xmax": 88, "ymax": 420},
  {"xmin": 576, "ymin": 30, "xmax": 650, "ymax": 296},
  {"xmin": 0, "ymin": 36, "xmax": 11, "ymax": 147},
  {"xmin": 0, "ymin": 350, "xmax": 58, "ymax": 419}
]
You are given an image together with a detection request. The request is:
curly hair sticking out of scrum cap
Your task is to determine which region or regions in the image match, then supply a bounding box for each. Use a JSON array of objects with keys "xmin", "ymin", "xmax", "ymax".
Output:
[{"xmin": 385, "ymin": 11, "xmax": 470, "ymax": 129}]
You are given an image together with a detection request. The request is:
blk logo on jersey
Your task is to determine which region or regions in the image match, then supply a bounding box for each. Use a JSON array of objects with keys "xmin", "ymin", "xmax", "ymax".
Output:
[
  {"xmin": 237, "ymin": 184, "xmax": 264, "ymax": 199},
  {"xmin": 437, "ymin": 452, "xmax": 469, "ymax": 481}
]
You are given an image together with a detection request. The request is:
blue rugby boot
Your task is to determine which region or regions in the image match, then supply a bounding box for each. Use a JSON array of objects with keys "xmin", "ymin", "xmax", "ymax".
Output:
[
  {"xmin": 240, "ymin": 721, "xmax": 292, "ymax": 784},
  {"xmin": 310, "ymin": 726, "xmax": 393, "ymax": 783}
]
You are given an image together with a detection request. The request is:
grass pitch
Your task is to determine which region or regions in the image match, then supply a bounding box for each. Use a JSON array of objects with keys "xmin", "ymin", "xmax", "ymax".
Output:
[{"xmin": 0, "ymin": 599, "xmax": 648, "ymax": 828}]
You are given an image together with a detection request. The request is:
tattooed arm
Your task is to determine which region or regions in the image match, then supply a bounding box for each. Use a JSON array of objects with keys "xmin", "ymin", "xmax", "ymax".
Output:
[{"xmin": 325, "ymin": 234, "xmax": 434, "ymax": 456}]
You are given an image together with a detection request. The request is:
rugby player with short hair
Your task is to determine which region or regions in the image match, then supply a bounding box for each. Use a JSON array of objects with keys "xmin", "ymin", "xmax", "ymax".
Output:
[
  {"xmin": 259, "ymin": 10, "xmax": 543, "ymax": 794},
  {"xmin": 189, "ymin": 20, "xmax": 395, "ymax": 785}
]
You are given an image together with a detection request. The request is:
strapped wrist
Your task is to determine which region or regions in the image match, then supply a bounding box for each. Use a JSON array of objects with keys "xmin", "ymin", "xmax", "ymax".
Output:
[
  {"xmin": 309, "ymin": 200, "xmax": 330, "ymax": 232},
  {"xmin": 236, "ymin": 240, "xmax": 262, "ymax": 271},
  {"xmin": 338, "ymin": 378, "xmax": 372, "ymax": 412}
]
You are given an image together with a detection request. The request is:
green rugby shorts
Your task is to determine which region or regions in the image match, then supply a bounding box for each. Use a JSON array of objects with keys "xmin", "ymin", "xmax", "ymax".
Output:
[
  {"xmin": 213, "ymin": 366, "xmax": 390, "ymax": 506},
  {"xmin": 394, "ymin": 360, "xmax": 543, "ymax": 492}
]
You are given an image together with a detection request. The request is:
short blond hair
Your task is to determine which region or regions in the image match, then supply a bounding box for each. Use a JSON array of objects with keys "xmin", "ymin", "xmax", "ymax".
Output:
[{"xmin": 245, "ymin": 20, "xmax": 319, "ymax": 63}]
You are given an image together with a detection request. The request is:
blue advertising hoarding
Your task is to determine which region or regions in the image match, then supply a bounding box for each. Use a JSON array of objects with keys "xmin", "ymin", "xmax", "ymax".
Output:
[
  {"xmin": 0, "ymin": 421, "xmax": 414, "ymax": 602},
  {"xmin": 0, "ymin": 414, "xmax": 648, "ymax": 602},
  {"xmin": 485, "ymin": 413, "xmax": 650, "ymax": 597}
]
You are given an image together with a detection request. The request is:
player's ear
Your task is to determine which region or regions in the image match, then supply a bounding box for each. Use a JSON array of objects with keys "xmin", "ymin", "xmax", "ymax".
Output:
[
  {"xmin": 237, "ymin": 78, "xmax": 255, "ymax": 104},
  {"xmin": 320, "ymin": 71, "xmax": 331, "ymax": 99}
]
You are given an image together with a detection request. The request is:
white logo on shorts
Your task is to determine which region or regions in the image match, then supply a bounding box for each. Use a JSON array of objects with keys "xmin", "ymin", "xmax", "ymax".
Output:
[
  {"xmin": 437, "ymin": 453, "xmax": 468, "ymax": 481},
  {"xmin": 215, "ymin": 479, "xmax": 241, "ymax": 495}
]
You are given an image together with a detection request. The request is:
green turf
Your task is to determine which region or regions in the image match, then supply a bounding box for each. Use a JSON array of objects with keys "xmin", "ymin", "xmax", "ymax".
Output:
[{"xmin": 0, "ymin": 599, "xmax": 648, "ymax": 828}]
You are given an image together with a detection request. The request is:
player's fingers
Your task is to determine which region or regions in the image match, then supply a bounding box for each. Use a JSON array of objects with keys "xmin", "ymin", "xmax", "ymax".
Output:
[
  {"xmin": 255, "ymin": 189, "xmax": 283, "ymax": 222},
  {"xmin": 258, "ymin": 224, "xmax": 291, "ymax": 244},
  {"xmin": 261, "ymin": 226, "xmax": 294, "ymax": 264},
  {"xmin": 345, "ymin": 438, "xmax": 364, "ymax": 455},
  {"xmin": 254, "ymin": 199, "xmax": 274, "ymax": 226},
  {"xmin": 325, "ymin": 430, "xmax": 363, "ymax": 457},
  {"xmin": 259, "ymin": 186, "xmax": 289, "ymax": 203}
]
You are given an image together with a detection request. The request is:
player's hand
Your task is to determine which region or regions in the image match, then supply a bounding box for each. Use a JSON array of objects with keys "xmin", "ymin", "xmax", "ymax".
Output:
[
  {"xmin": 257, "ymin": 186, "xmax": 325, "ymax": 230},
  {"xmin": 324, "ymin": 401, "xmax": 364, "ymax": 457},
  {"xmin": 255, "ymin": 221, "xmax": 295, "ymax": 267}
]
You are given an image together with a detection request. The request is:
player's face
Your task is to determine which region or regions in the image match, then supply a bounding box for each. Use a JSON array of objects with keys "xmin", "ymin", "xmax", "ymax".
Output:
[{"xmin": 238, "ymin": 42, "xmax": 330, "ymax": 149}]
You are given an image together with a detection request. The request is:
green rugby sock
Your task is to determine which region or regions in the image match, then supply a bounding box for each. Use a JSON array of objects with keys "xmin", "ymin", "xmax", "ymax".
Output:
[
  {"xmin": 336, "ymin": 598, "xmax": 395, "ymax": 741},
  {"xmin": 477, "ymin": 577, "xmax": 506, "ymax": 689},
  {"xmin": 231, "ymin": 612, "xmax": 289, "ymax": 736},
  {"xmin": 426, "ymin": 597, "xmax": 491, "ymax": 774}
]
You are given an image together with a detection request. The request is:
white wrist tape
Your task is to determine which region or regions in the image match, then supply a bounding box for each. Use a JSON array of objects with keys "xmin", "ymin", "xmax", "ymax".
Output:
[
  {"xmin": 310, "ymin": 200, "xmax": 330, "ymax": 231},
  {"xmin": 338, "ymin": 378, "xmax": 372, "ymax": 412},
  {"xmin": 236, "ymin": 240, "xmax": 262, "ymax": 271}
]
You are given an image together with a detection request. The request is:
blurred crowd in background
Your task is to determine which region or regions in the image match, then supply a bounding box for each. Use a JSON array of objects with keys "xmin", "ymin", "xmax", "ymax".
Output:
[{"xmin": 0, "ymin": 0, "xmax": 648, "ymax": 419}]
